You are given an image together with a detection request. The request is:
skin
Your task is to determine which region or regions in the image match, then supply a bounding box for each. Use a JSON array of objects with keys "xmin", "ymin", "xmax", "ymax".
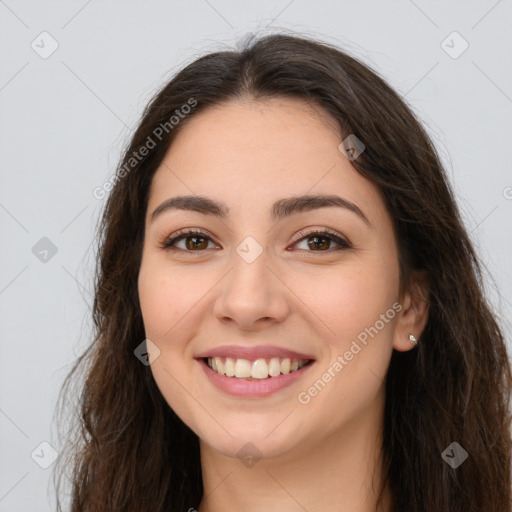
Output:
[{"xmin": 138, "ymin": 96, "xmax": 429, "ymax": 512}]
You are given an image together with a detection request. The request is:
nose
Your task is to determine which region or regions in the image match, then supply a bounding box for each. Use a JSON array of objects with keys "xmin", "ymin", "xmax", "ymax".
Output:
[{"xmin": 213, "ymin": 247, "xmax": 290, "ymax": 331}]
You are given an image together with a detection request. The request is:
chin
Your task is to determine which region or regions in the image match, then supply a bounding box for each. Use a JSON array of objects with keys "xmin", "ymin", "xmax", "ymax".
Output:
[{"xmin": 196, "ymin": 421, "xmax": 304, "ymax": 463}]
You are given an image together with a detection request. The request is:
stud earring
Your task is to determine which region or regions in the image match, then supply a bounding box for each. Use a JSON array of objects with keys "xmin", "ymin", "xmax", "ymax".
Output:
[{"xmin": 409, "ymin": 334, "xmax": 418, "ymax": 346}]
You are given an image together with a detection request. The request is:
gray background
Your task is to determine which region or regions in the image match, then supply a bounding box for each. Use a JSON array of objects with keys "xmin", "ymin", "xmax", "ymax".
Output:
[{"xmin": 1, "ymin": 0, "xmax": 511, "ymax": 509}]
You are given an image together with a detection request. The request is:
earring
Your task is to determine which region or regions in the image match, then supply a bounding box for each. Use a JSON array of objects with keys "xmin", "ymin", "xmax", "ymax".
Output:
[{"xmin": 409, "ymin": 334, "xmax": 418, "ymax": 346}]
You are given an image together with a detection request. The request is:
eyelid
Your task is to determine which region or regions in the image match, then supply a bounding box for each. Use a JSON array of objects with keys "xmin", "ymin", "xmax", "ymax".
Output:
[
  {"xmin": 160, "ymin": 226, "xmax": 351, "ymax": 253},
  {"xmin": 159, "ymin": 227, "xmax": 219, "ymax": 250},
  {"xmin": 290, "ymin": 227, "xmax": 351, "ymax": 247}
]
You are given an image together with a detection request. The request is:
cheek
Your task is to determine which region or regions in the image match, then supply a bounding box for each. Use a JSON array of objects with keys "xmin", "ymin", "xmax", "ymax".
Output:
[
  {"xmin": 138, "ymin": 261, "xmax": 199, "ymax": 342},
  {"xmin": 138, "ymin": 263, "xmax": 204, "ymax": 426},
  {"xmin": 291, "ymin": 258, "xmax": 398, "ymax": 406},
  {"xmin": 293, "ymin": 270, "xmax": 397, "ymax": 430},
  {"xmin": 138, "ymin": 273, "xmax": 173, "ymax": 338},
  {"xmin": 292, "ymin": 259, "xmax": 399, "ymax": 343}
]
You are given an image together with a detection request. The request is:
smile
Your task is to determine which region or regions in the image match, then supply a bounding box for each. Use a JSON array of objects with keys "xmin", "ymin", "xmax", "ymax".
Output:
[
  {"xmin": 205, "ymin": 356, "xmax": 312, "ymax": 380},
  {"xmin": 197, "ymin": 357, "xmax": 315, "ymax": 398}
]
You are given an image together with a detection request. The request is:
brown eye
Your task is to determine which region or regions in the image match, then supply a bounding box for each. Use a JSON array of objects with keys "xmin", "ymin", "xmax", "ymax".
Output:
[
  {"xmin": 160, "ymin": 228, "xmax": 351, "ymax": 255},
  {"xmin": 161, "ymin": 229, "xmax": 215, "ymax": 252},
  {"xmin": 292, "ymin": 229, "xmax": 351, "ymax": 253}
]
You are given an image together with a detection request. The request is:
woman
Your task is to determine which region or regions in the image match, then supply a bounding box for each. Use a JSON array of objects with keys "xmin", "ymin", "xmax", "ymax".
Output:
[{"xmin": 55, "ymin": 33, "xmax": 512, "ymax": 511}]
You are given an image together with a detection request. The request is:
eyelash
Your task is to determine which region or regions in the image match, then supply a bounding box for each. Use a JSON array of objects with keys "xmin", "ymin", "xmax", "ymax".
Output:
[{"xmin": 159, "ymin": 227, "xmax": 351, "ymax": 255}]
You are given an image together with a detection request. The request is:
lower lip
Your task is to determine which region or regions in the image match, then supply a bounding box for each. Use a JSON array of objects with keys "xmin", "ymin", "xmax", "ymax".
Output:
[{"xmin": 197, "ymin": 358, "xmax": 315, "ymax": 398}]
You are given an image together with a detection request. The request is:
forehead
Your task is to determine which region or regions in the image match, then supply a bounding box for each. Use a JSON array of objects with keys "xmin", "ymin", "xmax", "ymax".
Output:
[
  {"xmin": 160, "ymin": 96, "xmax": 341, "ymax": 168},
  {"xmin": 147, "ymin": 97, "xmax": 386, "ymax": 227}
]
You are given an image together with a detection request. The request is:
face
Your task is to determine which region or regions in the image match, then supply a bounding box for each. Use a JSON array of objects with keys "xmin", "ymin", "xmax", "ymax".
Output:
[{"xmin": 138, "ymin": 97, "xmax": 406, "ymax": 461}]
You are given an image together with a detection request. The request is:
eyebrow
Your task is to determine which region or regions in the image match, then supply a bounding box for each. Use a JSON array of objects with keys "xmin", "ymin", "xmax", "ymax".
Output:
[{"xmin": 150, "ymin": 194, "xmax": 372, "ymax": 228}]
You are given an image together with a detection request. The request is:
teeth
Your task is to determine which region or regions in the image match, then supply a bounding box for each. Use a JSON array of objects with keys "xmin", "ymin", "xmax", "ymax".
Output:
[
  {"xmin": 213, "ymin": 356, "xmax": 224, "ymax": 375},
  {"xmin": 251, "ymin": 359, "xmax": 268, "ymax": 379},
  {"xmin": 225, "ymin": 357, "xmax": 235, "ymax": 377},
  {"xmin": 206, "ymin": 356, "xmax": 310, "ymax": 379},
  {"xmin": 268, "ymin": 358, "xmax": 281, "ymax": 377},
  {"xmin": 234, "ymin": 359, "xmax": 252, "ymax": 378}
]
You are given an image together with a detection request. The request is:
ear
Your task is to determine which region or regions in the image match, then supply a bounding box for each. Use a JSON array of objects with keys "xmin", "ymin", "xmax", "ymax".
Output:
[{"xmin": 393, "ymin": 270, "xmax": 429, "ymax": 352}]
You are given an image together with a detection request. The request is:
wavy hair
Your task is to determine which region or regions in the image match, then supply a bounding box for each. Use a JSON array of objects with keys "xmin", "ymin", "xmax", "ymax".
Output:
[{"xmin": 54, "ymin": 32, "xmax": 512, "ymax": 511}]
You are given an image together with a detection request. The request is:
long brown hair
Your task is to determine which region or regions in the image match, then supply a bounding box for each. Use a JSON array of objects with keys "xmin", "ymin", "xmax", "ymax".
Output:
[{"xmin": 54, "ymin": 32, "xmax": 512, "ymax": 511}]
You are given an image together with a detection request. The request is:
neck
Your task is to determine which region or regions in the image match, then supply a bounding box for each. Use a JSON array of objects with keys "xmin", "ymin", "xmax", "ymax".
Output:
[{"xmin": 197, "ymin": 389, "xmax": 392, "ymax": 512}]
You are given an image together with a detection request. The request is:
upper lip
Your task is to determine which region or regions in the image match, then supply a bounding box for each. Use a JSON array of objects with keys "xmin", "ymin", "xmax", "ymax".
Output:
[{"xmin": 195, "ymin": 345, "xmax": 315, "ymax": 361}]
